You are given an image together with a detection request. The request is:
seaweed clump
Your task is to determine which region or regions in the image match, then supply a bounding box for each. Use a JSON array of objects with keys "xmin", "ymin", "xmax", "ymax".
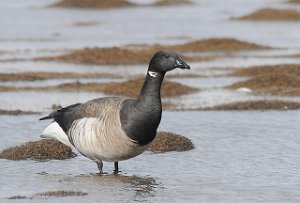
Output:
[
  {"xmin": 0, "ymin": 78, "xmax": 199, "ymax": 98},
  {"xmin": 6, "ymin": 191, "xmax": 87, "ymax": 200},
  {"xmin": 201, "ymin": 100, "xmax": 300, "ymax": 111},
  {"xmin": 0, "ymin": 71, "xmax": 120, "ymax": 82},
  {"xmin": 37, "ymin": 38, "xmax": 269, "ymax": 65},
  {"xmin": 228, "ymin": 73, "xmax": 300, "ymax": 96},
  {"xmin": 51, "ymin": 0, "xmax": 135, "ymax": 9},
  {"xmin": 49, "ymin": 47, "xmax": 151, "ymax": 65},
  {"xmin": 98, "ymin": 77, "xmax": 199, "ymax": 98},
  {"xmin": 149, "ymin": 131, "xmax": 194, "ymax": 152},
  {"xmin": 152, "ymin": 0, "xmax": 192, "ymax": 6},
  {"xmin": 36, "ymin": 191, "xmax": 88, "ymax": 197},
  {"xmin": 229, "ymin": 64, "xmax": 300, "ymax": 96},
  {"xmin": 231, "ymin": 64, "xmax": 300, "ymax": 77},
  {"xmin": 236, "ymin": 8, "xmax": 300, "ymax": 21},
  {"xmin": 168, "ymin": 38, "xmax": 270, "ymax": 52},
  {"xmin": 0, "ymin": 109, "xmax": 38, "ymax": 115},
  {"xmin": 51, "ymin": 0, "xmax": 192, "ymax": 8},
  {"xmin": 0, "ymin": 139, "xmax": 76, "ymax": 161}
]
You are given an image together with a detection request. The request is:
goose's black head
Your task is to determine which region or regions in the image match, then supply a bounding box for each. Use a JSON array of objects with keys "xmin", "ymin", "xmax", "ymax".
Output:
[{"xmin": 148, "ymin": 51, "xmax": 190, "ymax": 74}]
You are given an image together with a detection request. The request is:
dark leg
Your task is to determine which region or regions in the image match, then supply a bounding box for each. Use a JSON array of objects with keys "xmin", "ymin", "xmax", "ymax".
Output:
[
  {"xmin": 97, "ymin": 161, "xmax": 103, "ymax": 174},
  {"xmin": 114, "ymin": 161, "xmax": 119, "ymax": 173}
]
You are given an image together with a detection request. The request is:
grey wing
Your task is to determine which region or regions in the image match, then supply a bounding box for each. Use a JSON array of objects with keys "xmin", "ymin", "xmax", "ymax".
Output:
[
  {"xmin": 40, "ymin": 97, "xmax": 125, "ymax": 133},
  {"xmin": 39, "ymin": 103, "xmax": 82, "ymax": 132}
]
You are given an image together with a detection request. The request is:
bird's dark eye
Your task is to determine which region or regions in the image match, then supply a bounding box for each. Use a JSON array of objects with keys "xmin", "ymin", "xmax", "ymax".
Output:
[{"xmin": 164, "ymin": 54, "xmax": 169, "ymax": 58}]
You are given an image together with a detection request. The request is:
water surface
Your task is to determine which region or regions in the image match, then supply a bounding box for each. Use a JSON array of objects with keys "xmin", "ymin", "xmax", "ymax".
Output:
[
  {"xmin": 1, "ymin": 0, "xmax": 300, "ymax": 202},
  {"xmin": 1, "ymin": 111, "xmax": 300, "ymax": 202}
]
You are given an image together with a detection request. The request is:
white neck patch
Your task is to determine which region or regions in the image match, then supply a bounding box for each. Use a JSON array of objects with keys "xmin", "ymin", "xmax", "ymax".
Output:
[{"xmin": 148, "ymin": 71, "xmax": 159, "ymax": 78}]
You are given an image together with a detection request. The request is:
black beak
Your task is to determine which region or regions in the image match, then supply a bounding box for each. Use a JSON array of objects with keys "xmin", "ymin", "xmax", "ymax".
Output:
[{"xmin": 175, "ymin": 57, "xmax": 190, "ymax": 69}]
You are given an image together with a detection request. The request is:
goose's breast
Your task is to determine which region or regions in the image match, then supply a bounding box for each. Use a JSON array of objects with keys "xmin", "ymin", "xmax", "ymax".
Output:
[{"xmin": 68, "ymin": 117, "xmax": 148, "ymax": 162}]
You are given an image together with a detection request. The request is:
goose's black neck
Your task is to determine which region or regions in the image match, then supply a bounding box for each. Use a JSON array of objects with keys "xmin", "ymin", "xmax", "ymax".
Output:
[
  {"xmin": 137, "ymin": 71, "xmax": 165, "ymax": 106},
  {"xmin": 120, "ymin": 70, "xmax": 165, "ymax": 146}
]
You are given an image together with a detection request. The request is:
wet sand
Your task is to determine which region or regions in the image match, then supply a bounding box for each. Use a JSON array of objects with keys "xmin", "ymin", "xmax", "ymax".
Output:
[{"xmin": 236, "ymin": 8, "xmax": 300, "ymax": 21}]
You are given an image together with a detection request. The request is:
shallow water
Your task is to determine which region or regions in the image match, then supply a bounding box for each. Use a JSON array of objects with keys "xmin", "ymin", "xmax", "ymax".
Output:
[
  {"xmin": 0, "ymin": 78, "xmax": 126, "ymax": 88},
  {"xmin": 1, "ymin": 111, "xmax": 300, "ymax": 202},
  {"xmin": 1, "ymin": 0, "xmax": 300, "ymax": 202},
  {"xmin": 0, "ymin": 91, "xmax": 107, "ymax": 112}
]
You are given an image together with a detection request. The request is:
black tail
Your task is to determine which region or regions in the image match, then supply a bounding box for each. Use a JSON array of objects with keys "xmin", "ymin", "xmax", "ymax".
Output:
[
  {"xmin": 39, "ymin": 115, "xmax": 53, "ymax": 120},
  {"xmin": 39, "ymin": 103, "xmax": 82, "ymax": 121}
]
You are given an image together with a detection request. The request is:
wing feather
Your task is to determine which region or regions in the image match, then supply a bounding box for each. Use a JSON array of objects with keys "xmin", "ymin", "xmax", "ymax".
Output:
[{"xmin": 40, "ymin": 97, "xmax": 126, "ymax": 132}]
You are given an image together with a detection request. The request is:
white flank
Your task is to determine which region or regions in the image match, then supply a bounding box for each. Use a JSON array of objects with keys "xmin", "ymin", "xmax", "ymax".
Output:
[{"xmin": 41, "ymin": 122, "xmax": 74, "ymax": 148}]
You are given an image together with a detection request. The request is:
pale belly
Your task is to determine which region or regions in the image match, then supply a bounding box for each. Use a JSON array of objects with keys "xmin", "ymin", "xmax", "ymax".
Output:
[{"xmin": 68, "ymin": 118, "xmax": 149, "ymax": 162}]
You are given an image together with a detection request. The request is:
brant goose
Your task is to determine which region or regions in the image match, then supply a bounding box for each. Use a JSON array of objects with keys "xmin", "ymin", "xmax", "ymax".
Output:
[{"xmin": 40, "ymin": 51, "xmax": 190, "ymax": 173}]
